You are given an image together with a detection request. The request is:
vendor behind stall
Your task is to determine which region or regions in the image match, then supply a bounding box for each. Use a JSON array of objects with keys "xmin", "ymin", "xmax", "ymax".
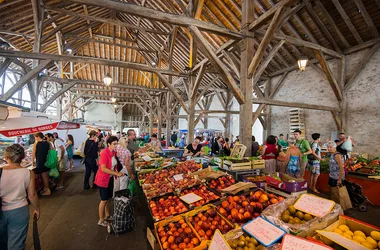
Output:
[
  {"xmin": 183, "ymin": 136, "xmax": 205, "ymax": 157},
  {"xmin": 149, "ymin": 134, "xmax": 163, "ymax": 152}
]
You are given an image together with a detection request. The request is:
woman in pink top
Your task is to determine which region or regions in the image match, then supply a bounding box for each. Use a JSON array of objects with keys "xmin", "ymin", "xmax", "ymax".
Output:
[
  {"xmin": 94, "ymin": 136, "xmax": 123, "ymax": 227},
  {"xmin": 0, "ymin": 144, "xmax": 40, "ymax": 250},
  {"xmin": 262, "ymin": 135, "xmax": 279, "ymax": 174}
]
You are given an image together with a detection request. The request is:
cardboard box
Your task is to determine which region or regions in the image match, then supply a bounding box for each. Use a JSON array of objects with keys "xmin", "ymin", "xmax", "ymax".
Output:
[
  {"xmin": 147, "ymin": 227, "xmax": 160, "ymax": 250},
  {"xmin": 316, "ymin": 215, "xmax": 380, "ymax": 250},
  {"xmin": 220, "ymin": 181, "xmax": 257, "ymax": 195},
  {"xmin": 266, "ymin": 173, "xmax": 307, "ymax": 193}
]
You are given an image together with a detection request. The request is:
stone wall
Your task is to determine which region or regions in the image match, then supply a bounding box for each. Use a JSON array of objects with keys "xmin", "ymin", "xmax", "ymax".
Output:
[{"xmin": 270, "ymin": 48, "xmax": 380, "ymax": 157}]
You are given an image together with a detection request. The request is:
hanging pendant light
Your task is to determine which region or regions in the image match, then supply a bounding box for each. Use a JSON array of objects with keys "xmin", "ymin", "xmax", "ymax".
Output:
[
  {"xmin": 103, "ymin": 73, "xmax": 112, "ymax": 86},
  {"xmin": 297, "ymin": 56, "xmax": 308, "ymax": 71},
  {"xmin": 111, "ymin": 97, "xmax": 117, "ymax": 103}
]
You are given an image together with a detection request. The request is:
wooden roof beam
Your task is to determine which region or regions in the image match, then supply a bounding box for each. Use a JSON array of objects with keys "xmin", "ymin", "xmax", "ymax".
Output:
[
  {"xmin": 69, "ymin": 0, "xmax": 243, "ymax": 39},
  {"xmin": 0, "ymin": 49, "xmax": 188, "ymax": 77},
  {"xmin": 45, "ymin": 6, "xmax": 168, "ymax": 35},
  {"xmin": 353, "ymin": 0, "xmax": 379, "ymax": 38},
  {"xmin": 252, "ymin": 98, "xmax": 341, "ymax": 112},
  {"xmin": 314, "ymin": 50, "xmax": 342, "ymax": 101},
  {"xmin": 331, "ymin": 0, "xmax": 363, "ymax": 44},
  {"xmin": 248, "ymin": 7, "xmax": 285, "ymax": 78},
  {"xmin": 189, "ymin": 25, "xmax": 244, "ymax": 104}
]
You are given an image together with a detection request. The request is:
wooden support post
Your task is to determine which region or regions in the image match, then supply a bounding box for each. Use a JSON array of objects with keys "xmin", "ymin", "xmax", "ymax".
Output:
[
  {"xmin": 265, "ymin": 79, "xmax": 272, "ymax": 138},
  {"xmin": 149, "ymin": 112, "xmax": 154, "ymax": 136},
  {"xmin": 239, "ymin": 0, "xmax": 255, "ymax": 156}
]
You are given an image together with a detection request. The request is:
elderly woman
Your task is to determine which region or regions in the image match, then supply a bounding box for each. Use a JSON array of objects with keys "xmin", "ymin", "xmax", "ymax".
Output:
[
  {"xmin": 284, "ymin": 138, "xmax": 303, "ymax": 178},
  {"xmin": 116, "ymin": 137, "xmax": 134, "ymax": 180},
  {"xmin": 94, "ymin": 136, "xmax": 123, "ymax": 227},
  {"xmin": 183, "ymin": 136, "xmax": 205, "ymax": 157},
  {"xmin": 327, "ymin": 141, "xmax": 345, "ymax": 188},
  {"xmin": 0, "ymin": 144, "xmax": 40, "ymax": 250}
]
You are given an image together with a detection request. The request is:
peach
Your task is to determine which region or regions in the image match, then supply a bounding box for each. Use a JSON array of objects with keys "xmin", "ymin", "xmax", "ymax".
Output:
[{"xmin": 260, "ymin": 194, "xmax": 269, "ymax": 202}]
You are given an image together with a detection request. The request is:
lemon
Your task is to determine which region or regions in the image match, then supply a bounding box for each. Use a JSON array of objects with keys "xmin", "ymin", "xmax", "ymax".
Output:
[
  {"xmin": 354, "ymin": 230, "xmax": 367, "ymax": 238},
  {"xmin": 338, "ymin": 225, "xmax": 350, "ymax": 232},
  {"xmin": 343, "ymin": 233, "xmax": 352, "ymax": 240},
  {"xmin": 361, "ymin": 241, "xmax": 374, "ymax": 249},
  {"xmin": 366, "ymin": 237, "xmax": 377, "ymax": 249},
  {"xmin": 378, "ymin": 241, "xmax": 380, "ymax": 249},
  {"xmin": 353, "ymin": 236, "xmax": 366, "ymax": 243},
  {"xmin": 354, "ymin": 240, "xmax": 362, "ymax": 245},
  {"xmin": 333, "ymin": 228, "xmax": 344, "ymax": 235},
  {"xmin": 370, "ymin": 231, "xmax": 380, "ymax": 241},
  {"xmin": 345, "ymin": 230, "xmax": 354, "ymax": 236}
]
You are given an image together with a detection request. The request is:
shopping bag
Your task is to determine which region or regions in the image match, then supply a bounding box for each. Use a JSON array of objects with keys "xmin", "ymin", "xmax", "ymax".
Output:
[
  {"xmin": 45, "ymin": 149, "xmax": 58, "ymax": 169},
  {"xmin": 76, "ymin": 141, "xmax": 86, "ymax": 158},
  {"xmin": 331, "ymin": 185, "xmax": 352, "ymax": 210},
  {"xmin": 33, "ymin": 214, "xmax": 41, "ymax": 250},
  {"xmin": 49, "ymin": 167, "xmax": 60, "ymax": 178},
  {"xmin": 127, "ymin": 179, "xmax": 137, "ymax": 196},
  {"xmin": 341, "ymin": 136, "xmax": 353, "ymax": 152}
]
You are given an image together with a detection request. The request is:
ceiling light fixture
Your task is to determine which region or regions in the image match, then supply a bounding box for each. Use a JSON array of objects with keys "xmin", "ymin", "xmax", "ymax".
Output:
[
  {"xmin": 111, "ymin": 97, "xmax": 117, "ymax": 103},
  {"xmin": 103, "ymin": 73, "xmax": 112, "ymax": 86},
  {"xmin": 66, "ymin": 48, "xmax": 72, "ymax": 54},
  {"xmin": 297, "ymin": 56, "xmax": 308, "ymax": 71}
]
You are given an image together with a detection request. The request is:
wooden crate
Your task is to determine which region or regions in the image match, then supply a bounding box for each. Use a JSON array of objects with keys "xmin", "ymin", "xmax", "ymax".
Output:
[
  {"xmin": 251, "ymin": 159, "xmax": 265, "ymax": 169},
  {"xmin": 224, "ymin": 161, "xmax": 252, "ymax": 171}
]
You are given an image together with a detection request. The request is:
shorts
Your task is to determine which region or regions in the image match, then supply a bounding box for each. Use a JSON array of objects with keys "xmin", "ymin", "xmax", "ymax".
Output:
[
  {"xmin": 57, "ymin": 156, "xmax": 68, "ymax": 172},
  {"xmin": 309, "ymin": 161, "xmax": 320, "ymax": 175},
  {"xmin": 328, "ymin": 177, "xmax": 338, "ymax": 187},
  {"xmin": 99, "ymin": 177, "xmax": 114, "ymax": 201}
]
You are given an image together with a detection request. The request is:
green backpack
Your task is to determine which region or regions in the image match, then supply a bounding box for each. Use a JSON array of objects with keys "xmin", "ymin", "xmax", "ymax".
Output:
[{"xmin": 45, "ymin": 149, "xmax": 58, "ymax": 169}]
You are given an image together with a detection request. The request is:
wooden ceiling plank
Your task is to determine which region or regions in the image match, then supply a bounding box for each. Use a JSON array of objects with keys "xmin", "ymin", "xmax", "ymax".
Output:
[
  {"xmin": 331, "ymin": 0, "xmax": 363, "ymax": 44},
  {"xmin": 303, "ymin": 0, "xmax": 341, "ymax": 53},
  {"xmin": 314, "ymin": 0, "xmax": 350, "ymax": 48},
  {"xmin": 352, "ymin": 0, "xmax": 379, "ymax": 38}
]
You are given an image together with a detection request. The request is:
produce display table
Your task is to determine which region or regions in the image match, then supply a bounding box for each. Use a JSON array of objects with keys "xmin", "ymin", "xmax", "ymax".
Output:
[
  {"xmin": 162, "ymin": 148, "xmax": 185, "ymax": 157},
  {"xmin": 304, "ymin": 171, "xmax": 380, "ymax": 206},
  {"xmin": 218, "ymin": 168, "xmax": 261, "ymax": 181}
]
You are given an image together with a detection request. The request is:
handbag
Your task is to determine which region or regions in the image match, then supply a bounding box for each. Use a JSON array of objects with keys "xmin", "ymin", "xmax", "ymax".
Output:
[
  {"xmin": 76, "ymin": 140, "xmax": 86, "ymax": 158},
  {"xmin": 115, "ymin": 155, "xmax": 123, "ymax": 172},
  {"xmin": 308, "ymin": 146, "xmax": 319, "ymax": 161},
  {"xmin": 45, "ymin": 149, "xmax": 58, "ymax": 169},
  {"xmin": 331, "ymin": 185, "xmax": 352, "ymax": 210},
  {"xmin": 33, "ymin": 214, "xmax": 41, "ymax": 250}
]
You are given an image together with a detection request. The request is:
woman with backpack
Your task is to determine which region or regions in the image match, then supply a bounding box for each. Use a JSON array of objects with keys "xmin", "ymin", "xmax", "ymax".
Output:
[{"xmin": 308, "ymin": 133, "xmax": 323, "ymax": 193}]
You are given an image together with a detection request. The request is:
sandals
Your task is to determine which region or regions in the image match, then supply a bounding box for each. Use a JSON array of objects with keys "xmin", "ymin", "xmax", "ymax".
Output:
[
  {"xmin": 98, "ymin": 220, "xmax": 108, "ymax": 227},
  {"xmin": 105, "ymin": 215, "xmax": 113, "ymax": 221},
  {"xmin": 41, "ymin": 188, "xmax": 51, "ymax": 196}
]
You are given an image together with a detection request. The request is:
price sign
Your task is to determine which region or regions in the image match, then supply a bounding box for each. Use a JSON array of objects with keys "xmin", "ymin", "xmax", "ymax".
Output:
[
  {"xmin": 316, "ymin": 230, "xmax": 367, "ymax": 250},
  {"xmin": 180, "ymin": 193, "xmax": 202, "ymax": 204},
  {"xmin": 242, "ymin": 217, "xmax": 286, "ymax": 247},
  {"xmin": 142, "ymin": 155, "xmax": 152, "ymax": 162},
  {"xmin": 209, "ymin": 229, "xmax": 232, "ymax": 250},
  {"xmin": 294, "ymin": 194, "xmax": 335, "ymax": 218},
  {"xmin": 173, "ymin": 174, "xmax": 183, "ymax": 181},
  {"xmin": 281, "ymin": 234, "xmax": 333, "ymax": 250}
]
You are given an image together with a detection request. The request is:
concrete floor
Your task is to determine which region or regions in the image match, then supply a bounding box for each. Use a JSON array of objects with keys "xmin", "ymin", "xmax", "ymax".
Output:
[{"xmin": 24, "ymin": 160, "xmax": 380, "ymax": 250}]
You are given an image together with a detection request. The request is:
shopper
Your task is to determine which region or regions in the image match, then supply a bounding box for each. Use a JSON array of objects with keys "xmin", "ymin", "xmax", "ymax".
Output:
[
  {"xmin": 46, "ymin": 133, "xmax": 67, "ymax": 190},
  {"xmin": 262, "ymin": 135, "xmax": 278, "ymax": 174},
  {"xmin": 116, "ymin": 137, "xmax": 134, "ymax": 179},
  {"xmin": 53, "ymin": 132, "xmax": 64, "ymax": 142},
  {"xmin": 170, "ymin": 132, "xmax": 178, "ymax": 147},
  {"xmin": 278, "ymin": 134, "xmax": 288, "ymax": 148},
  {"xmin": 150, "ymin": 134, "xmax": 163, "ymax": 152},
  {"xmin": 335, "ymin": 133, "xmax": 356, "ymax": 160},
  {"xmin": 32, "ymin": 132, "xmax": 51, "ymax": 196},
  {"xmin": 121, "ymin": 132, "xmax": 126, "ymax": 138},
  {"xmin": 327, "ymin": 141, "xmax": 345, "ymax": 188},
  {"xmin": 94, "ymin": 136, "xmax": 123, "ymax": 227},
  {"xmin": 284, "ymin": 138, "xmax": 303, "ymax": 178},
  {"xmin": 223, "ymin": 138, "xmax": 231, "ymax": 156},
  {"xmin": 211, "ymin": 136, "xmax": 223, "ymax": 156},
  {"xmin": 116, "ymin": 131, "xmax": 121, "ymax": 140},
  {"xmin": 308, "ymin": 133, "xmax": 323, "ymax": 193},
  {"xmin": 14, "ymin": 136, "xmax": 25, "ymax": 146},
  {"xmin": 84, "ymin": 130, "xmax": 99, "ymax": 190},
  {"xmin": 0, "ymin": 144, "xmax": 40, "ymax": 250},
  {"xmin": 66, "ymin": 134, "xmax": 74, "ymax": 171},
  {"xmin": 251, "ymin": 136, "xmax": 260, "ymax": 157},
  {"xmin": 294, "ymin": 129, "xmax": 312, "ymax": 178},
  {"xmin": 126, "ymin": 129, "xmax": 139, "ymax": 160},
  {"xmin": 183, "ymin": 136, "xmax": 205, "ymax": 157}
]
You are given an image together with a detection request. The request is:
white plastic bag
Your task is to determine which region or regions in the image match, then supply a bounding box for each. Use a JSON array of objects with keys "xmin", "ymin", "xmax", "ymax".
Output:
[
  {"xmin": 341, "ymin": 136, "xmax": 353, "ymax": 152},
  {"xmin": 76, "ymin": 141, "xmax": 86, "ymax": 157},
  {"xmin": 113, "ymin": 168, "xmax": 129, "ymax": 196}
]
